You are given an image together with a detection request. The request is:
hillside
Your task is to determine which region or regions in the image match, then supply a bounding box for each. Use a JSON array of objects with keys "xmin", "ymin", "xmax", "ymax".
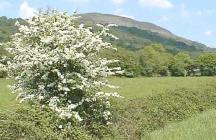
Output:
[
  {"xmin": 0, "ymin": 16, "xmax": 25, "ymax": 42},
  {"xmin": 0, "ymin": 13, "xmax": 215, "ymax": 55},
  {"xmin": 80, "ymin": 13, "xmax": 214, "ymax": 54}
]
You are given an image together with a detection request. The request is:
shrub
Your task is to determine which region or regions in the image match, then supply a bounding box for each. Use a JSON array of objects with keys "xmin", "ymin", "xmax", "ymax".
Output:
[
  {"xmin": 0, "ymin": 61, "xmax": 7, "ymax": 78},
  {"xmin": 196, "ymin": 53, "xmax": 216, "ymax": 76},
  {"xmin": 4, "ymin": 10, "xmax": 123, "ymax": 128},
  {"xmin": 112, "ymin": 87, "xmax": 216, "ymax": 139},
  {"xmin": 0, "ymin": 105, "xmax": 111, "ymax": 140},
  {"xmin": 0, "ymin": 68, "xmax": 7, "ymax": 78}
]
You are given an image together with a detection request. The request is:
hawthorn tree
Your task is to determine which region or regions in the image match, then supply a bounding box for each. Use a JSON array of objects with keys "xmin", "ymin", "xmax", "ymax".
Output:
[{"xmin": 4, "ymin": 10, "xmax": 123, "ymax": 126}]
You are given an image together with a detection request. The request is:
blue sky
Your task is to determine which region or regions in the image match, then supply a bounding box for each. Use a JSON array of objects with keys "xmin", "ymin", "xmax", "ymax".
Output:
[{"xmin": 0, "ymin": 0, "xmax": 216, "ymax": 48}]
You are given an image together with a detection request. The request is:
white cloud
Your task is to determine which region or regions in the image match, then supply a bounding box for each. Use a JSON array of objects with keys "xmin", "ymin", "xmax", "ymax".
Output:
[
  {"xmin": 114, "ymin": 8, "xmax": 135, "ymax": 19},
  {"xmin": 158, "ymin": 15, "xmax": 169, "ymax": 22},
  {"xmin": 179, "ymin": 3, "xmax": 190, "ymax": 17},
  {"xmin": 204, "ymin": 30, "xmax": 213, "ymax": 36},
  {"xmin": 19, "ymin": 1, "xmax": 37, "ymax": 19},
  {"xmin": 196, "ymin": 9, "xmax": 216, "ymax": 16},
  {"xmin": 112, "ymin": 0, "xmax": 126, "ymax": 5},
  {"xmin": 0, "ymin": 0, "xmax": 10, "ymax": 10},
  {"xmin": 138, "ymin": 0, "xmax": 173, "ymax": 9}
]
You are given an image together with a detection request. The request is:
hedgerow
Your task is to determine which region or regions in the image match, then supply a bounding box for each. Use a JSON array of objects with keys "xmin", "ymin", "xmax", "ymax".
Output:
[{"xmin": 112, "ymin": 87, "xmax": 216, "ymax": 139}]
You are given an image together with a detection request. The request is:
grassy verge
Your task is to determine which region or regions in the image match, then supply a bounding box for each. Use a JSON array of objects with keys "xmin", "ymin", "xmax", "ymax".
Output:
[
  {"xmin": 0, "ymin": 79, "xmax": 18, "ymax": 110},
  {"xmin": 111, "ymin": 86, "xmax": 216, "ymax": 139},
  {"xmin": 144, "ymin": 109, "xmax": 216, "ymax": 140}
]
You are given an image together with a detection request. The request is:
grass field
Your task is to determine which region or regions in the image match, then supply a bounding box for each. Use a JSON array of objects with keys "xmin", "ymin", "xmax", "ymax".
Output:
[
  {"xmin": 2, "ymin": 77, "xmax": 215, "ymax": 102},
  {"xmin": 0, "ymin": 79, "xmax": 17, "ymax": 110},
  {"xmin": 1, "ymin": 77, "xmax": 216, "ymax": 139},
  {"xmin": 109, "ymin": 77, "xmax": 216, "ymax": 98}
]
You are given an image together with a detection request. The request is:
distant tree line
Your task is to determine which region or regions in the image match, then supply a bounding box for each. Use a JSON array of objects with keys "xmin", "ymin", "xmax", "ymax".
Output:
[{"xmin": 101, "ymin": 44, "xmax": 216, "ymax": 77}]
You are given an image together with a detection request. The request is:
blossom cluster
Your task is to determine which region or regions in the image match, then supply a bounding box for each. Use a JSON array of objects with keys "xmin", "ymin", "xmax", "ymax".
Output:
[{"xmin": 5, "ymin": 10, "xmax": 123, "ymax": 124}]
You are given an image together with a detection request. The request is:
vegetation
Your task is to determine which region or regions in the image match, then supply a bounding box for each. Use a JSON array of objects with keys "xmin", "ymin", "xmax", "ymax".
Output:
[
  {"xmin": 138, "ymin": 44, "xmax": 172, "ymax": 76},
  {"xmin": 108, "ymin": 77, "xmax": 216, "ymax": 98},
  {"xmin": 1, "ymin": 12, "xmax": 216, "ymax": 140},
  {"xmin": 0, "ymin": 79, "xmax": 17, "ymax": 109},
  {"xmin": 0, "ymin": 106, "xmax": 94, "ymax": 140},
  {"xmin": 81, "ymin": 13, "xmax": 213, "ymax": 54},
  {"xmin": 0, "ymin": 16, "xmax": 24, "ymax": 42},
  {"xmin": 145, "ymin": 109, "xmax": 216, "ymax": 140},
  {"xmin": 101, "ymin": 44, "xmax": 216, "ymax": 77},
  {"xmin": 1, "ymin": 77, "xmax": 216, "ymax": 139},
  {"xmin": 110, "ymin": 26, "xmax": 206, "ymax": 54},
  {"xmin": 0, "ymin": 10, "xmax": 123, "ymax": 140},
  {"xmin": 196, "ymin": 53, "xmax": 216, "ymax": 76},
  {"xmin": 113, "ymin": 88, "xmax": 216, "ymax": 138},
  {"xmin": 1, "ymin": 16, "xmax": 216, "ymax": 78}
]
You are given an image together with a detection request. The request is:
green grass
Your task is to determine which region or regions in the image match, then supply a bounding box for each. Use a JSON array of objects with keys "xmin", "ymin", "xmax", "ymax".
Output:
[
  {"xmin": 144, "ymin": 109, "xmax": 216, "ymax": 140},
  {"xmin": 109, "ymin": 77, "xmax": 216, "ymax": 98},
  {"xmin": 0, "ymin": 78, "xmax": 17, "ymax": 110}
]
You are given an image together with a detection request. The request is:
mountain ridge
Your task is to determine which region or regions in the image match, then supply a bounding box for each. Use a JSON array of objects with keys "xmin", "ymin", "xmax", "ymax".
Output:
[
  {"xmin": 0, "ymin": 13, "xmax": 215, "ymax": 55},
  {"xmin": 80, "ymin": 13, "xmax": 213, "ymax": 53}
]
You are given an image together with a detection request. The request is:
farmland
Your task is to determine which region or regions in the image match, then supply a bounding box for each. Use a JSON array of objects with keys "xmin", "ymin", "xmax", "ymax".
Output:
[{"xmin": 1, "ymin": 77, "xmax": 216, "ymax": 139}]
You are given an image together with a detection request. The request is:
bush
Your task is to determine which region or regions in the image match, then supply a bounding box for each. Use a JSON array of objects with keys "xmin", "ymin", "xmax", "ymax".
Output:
[
  {"xmin": 0, "ymin": 69, "xmax": 7, "ymax": 78},
  {"xmin": 5, "ymin": 10, "xmax": 122, "ymax": 129},
  {"xmin": 0, "ymin": 106, "xmax": 92, "ymax": 140},
  {"xmin": 0, "ymin": 106, "xmax": 113, "ymax": 139},
  {"xmin": 0, "ymin": 62, "xmax": 7, "ymax": 78},
  {"xmin": 112, "ymin": 87, "xmax": 216, "ymax": 139}
]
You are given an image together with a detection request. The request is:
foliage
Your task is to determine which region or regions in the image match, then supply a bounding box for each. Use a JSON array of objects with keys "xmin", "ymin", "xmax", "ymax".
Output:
[
  {"xmin": 169, "ymin": 52, "xmax": 192, "ymax": 76},
  {"xmin": 0, "ymin": 16, "xmax": 25, "ymax": 42},
  {"xmin": 0, "ymin": 106, "xmax": 94, "ymax": 140},
  {"xmin": 145, "ymin": 109, "xmax": 216, "ymax": 140},
  {"xmin": 3, "ymin": 10, "xmax": 123, "ymax": 127},
  {"xmin": 112, "ymin": 87, "xmax": 216, "ymax": 139},
  {"xmin": 1, "ymin": 16, "xmax": 216, "ymax": 78},
  {"xmin": 109, "ymin": 26, "xmax": 207, "ymax": 54},
  {"xmin": 196, "ymin": 53, "xmax": 216, "ymax": 76},
  {"xmin": 138, "ymin": 44, "xmax": 172, "ymax": 76},
  {"xmin": 0, "ymin": 63, "xmax": 7, "ymax": 78},
  {"xmin": 0, "ymin": 55, "xmax": 10, "ymax": 78},
  {"xmin": 1, "ymin": 15, "xmax": 211, "ymax": 55},
  {"xmin": 1, "ymin": 77, "xmax": 216, "ymax": 139},
  {"xmin": 100, "ymin": 47, "xmax": 140, "ymax": 77}
]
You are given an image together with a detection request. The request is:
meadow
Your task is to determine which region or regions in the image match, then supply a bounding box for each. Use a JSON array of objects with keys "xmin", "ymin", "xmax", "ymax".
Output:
[
  {"xmin": 109, "ymin": 76, "xmax": 216, "ymax": 98},
  {"xmin": 0, "ymin": 79, "xmax": 17, "ymax": 110},
  {"xmin": 1, "ymin": 77, "xmax": 216, "ymax": 139}
]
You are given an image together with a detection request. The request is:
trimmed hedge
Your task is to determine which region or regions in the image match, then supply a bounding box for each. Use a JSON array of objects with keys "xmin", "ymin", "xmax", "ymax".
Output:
[
  {"xmin": 112, "ymin": 87, "xmax": 216, "ymax": 139},
  {"xmin": 0, "ymin": 106, "xmax": 94, "ymax": 140}
]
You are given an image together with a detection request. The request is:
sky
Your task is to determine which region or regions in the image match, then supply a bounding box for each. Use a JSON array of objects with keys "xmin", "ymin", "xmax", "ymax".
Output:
[{"xmin": 0, "ymin": 0, "xmax": 216, "ymax": 48}]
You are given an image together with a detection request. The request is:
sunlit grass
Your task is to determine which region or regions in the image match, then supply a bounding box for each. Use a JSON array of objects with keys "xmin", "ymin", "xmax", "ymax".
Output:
[
  {"xmin": 0, "ymin": 78, "xmax": 18, "ymax": 110},
  {"xmin": 109, "ymin": 76, "xmax": 216, "ymax": 98},
  {"xmin": 144, "ymin": 109, "xmax": 216, "ymax": 140}
]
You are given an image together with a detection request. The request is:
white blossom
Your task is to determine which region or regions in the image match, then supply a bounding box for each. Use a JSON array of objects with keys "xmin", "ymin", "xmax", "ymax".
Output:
[{"xmin": 5, "ymin": 10, "xmax": 123, "ymax": 123}]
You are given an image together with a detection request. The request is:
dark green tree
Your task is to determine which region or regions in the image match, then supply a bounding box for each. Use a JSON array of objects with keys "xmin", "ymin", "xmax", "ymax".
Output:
[
  {"xmin": 139, "ymin": 44, "xmax": 172, "ymax": 76},
  {"xmin": 196, "ymin": 53, "xmax": 216, "ymax": 76},
  {"xmin": 169, "ymin": 52, "xmax": 192, "ymax": 76}
]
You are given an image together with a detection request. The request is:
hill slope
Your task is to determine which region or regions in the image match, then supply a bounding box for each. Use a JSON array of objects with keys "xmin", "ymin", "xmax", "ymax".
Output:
[
  {"xmin": 0, "ymin": 13, "xmax": 214, "ymax": 55},
  {"xmin": 80, "ymin": 13, "xmax": 214, "ymax": 54},
  {"xmin": 0, "ymin": 16, "xmax": 25, "ymax": 42}
]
